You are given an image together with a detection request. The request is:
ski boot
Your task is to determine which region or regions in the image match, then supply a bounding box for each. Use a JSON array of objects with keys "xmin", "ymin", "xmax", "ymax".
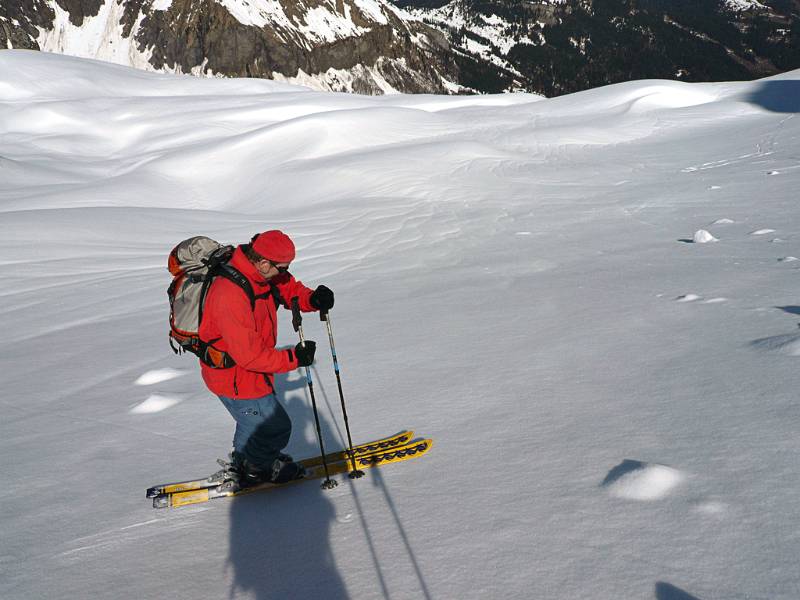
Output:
[
  {"xmin": 269, "ymin": 455, "xmax": 307, "ymax": 484},
  {"xmin": 235, "ymin": 456, "xmax": 306, "ymax": 487}
]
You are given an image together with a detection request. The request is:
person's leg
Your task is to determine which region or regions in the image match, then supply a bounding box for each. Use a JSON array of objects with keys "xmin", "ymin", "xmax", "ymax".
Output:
[
  {"xmin": 242, "ymin": 394, "xmax": 292, "ymax": 469},
  {"xmin": 217, "ymin": 394, "xmax": 292, "ymax": 473}
]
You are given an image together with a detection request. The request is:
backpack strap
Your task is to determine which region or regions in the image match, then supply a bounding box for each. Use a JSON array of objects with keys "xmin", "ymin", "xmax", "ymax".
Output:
[
  {"xmin": 217, "ymin": 263, "xmax": 289, "ymax": 309},
  {"xmin": 216, "ymin": 264, "xmax": 257, "ymax": 309},
  {"xmin": 196, "ymin": 264, "xmax": 285, "ymax": 369},
  {"xmin": 269, "ymin": 280, "xmax": 289, "ymax": 309}
]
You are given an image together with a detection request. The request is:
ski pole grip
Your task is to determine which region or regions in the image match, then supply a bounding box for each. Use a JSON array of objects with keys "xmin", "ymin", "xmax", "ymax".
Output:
[
  {"xmin": 320, "ymin": 308, "xmax": 329, "ymax": 322},
  {"xmin": 291, "ymin": 297, "xmax": 302, "ymax": 332}
]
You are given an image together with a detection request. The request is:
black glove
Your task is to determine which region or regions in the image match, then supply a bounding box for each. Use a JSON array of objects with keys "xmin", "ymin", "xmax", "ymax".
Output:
[
  {"xmin": 310, "ymin": 285, "xmax": 334, "ymax": 311},
  {"xmin": 294, "ymin": 341, "xmax": 316, "ymax": 367}
]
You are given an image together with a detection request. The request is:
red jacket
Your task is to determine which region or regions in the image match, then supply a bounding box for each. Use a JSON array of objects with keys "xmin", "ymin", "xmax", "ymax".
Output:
[{"xmin": 198, "ymin": 246, "xmax": 316, "ymax": 399}]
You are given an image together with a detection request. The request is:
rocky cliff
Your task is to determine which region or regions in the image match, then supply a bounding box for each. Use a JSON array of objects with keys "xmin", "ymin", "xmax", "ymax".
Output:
[{"xmin": 0, "ymin": 0, "xmax": 493, "ymax": 93}]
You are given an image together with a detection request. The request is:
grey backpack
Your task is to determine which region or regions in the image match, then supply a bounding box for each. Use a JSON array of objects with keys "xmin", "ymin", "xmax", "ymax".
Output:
[{"xmin": 167, "ymin": 236, "xmax": 256, "ymax": 368}]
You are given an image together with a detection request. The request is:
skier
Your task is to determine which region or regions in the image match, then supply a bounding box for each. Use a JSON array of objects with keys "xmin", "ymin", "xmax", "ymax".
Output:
[{"xmin": 198, "ymin": 230, "xmax": 335, "ymax": 486}]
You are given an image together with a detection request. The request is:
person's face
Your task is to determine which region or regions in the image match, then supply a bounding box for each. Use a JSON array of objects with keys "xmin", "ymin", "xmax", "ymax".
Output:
[{"xmin": 255, "ymin": 259, "xmax": 290, "ymax": 281}]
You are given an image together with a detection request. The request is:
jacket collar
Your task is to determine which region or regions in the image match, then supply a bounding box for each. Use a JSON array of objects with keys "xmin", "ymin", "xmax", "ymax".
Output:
[{"xmin": 229, "ymin": 246, "xmax": 271, "ymax": 291}]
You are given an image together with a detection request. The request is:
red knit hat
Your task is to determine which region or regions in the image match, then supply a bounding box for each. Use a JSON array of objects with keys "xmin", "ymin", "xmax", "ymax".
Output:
[{"xmin": 251, "ymin": 230, "xmax": 295, "ymax": 263}]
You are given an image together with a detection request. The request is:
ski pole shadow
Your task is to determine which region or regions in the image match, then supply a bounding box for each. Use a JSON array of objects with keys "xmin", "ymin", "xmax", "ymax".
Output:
[
  {"xmin": 225, "ymin": 372, "xmax": 348, "ymax": 600},
  {"xmin": 365, "ymin": 467, "xmax": 433, "ymax": 600},
  {"xmin": 310, "ymin": 367, "xmax": 393, "ymax": 599},
  {"xmin": 309, "ymin": 366, "xmax": 434, "ymax": 600},
  {"xmin": 310, "ymin": 365, "xmax": 433, "ymax": 600}
]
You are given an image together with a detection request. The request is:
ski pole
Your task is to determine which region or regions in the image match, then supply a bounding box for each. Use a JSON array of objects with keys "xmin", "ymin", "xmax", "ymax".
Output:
[
  {"xmin": 320, "ymin": 308, "xmax": 365, "ymax": 479},
  {"xmin": 292, "ymin": 297, "xmax": 337, "ymax": 490}
]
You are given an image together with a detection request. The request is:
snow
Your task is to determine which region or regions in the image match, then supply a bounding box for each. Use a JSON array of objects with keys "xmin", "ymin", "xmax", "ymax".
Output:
[
  {"xmin": 36, "ymin": 0, "xmax": 155, "ymax": 70},
  {"xmin": 298, "ymin": 5, "xmax": 370, "ymax": 44},
  {"xmin": 215, "ymin": 0, "xmax": 295, "ymax": 30},
  {"xmin": 723, "ymin": 0, "xmax": 767, "ymax": 11},
  {"xmin": 271, "ymin": 62, "xmax": 403, "ymax": 94},
  {"xmin": 693, "ymin": 229, "xmax": 718, "ymax": 243},
  {"xmin": 130, "ymin": 394, "xmax": 184, "ymax": 414},
  {"xmin": 134, "ymin": 368, "xmax": 187, "ymax": 386},
  {"xmin": 602, "ymin": 460, "xmax": 685, "ymax": 501},
  {"xmin": 353, "ymin": 0, "xmax": 389, "ymax": 25},
  {"xmin": 2, "ymin": 49, "xmax": 800, "ymax": 599}
]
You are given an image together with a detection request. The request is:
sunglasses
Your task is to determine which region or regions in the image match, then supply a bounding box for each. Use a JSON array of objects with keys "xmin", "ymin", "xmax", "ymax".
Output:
[{"xmin": 267, "ymin": 260, "xmax": 290, "ymax": 274}]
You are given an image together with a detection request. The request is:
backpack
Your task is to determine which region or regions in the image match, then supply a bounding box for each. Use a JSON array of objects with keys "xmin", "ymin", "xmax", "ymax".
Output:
[{"xmin": 167, "ymin": 236, "xmax": 274, "ymax": 369}]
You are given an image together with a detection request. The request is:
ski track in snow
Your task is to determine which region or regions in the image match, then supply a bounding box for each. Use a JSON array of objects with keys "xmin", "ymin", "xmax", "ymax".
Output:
[{"xmin": 2, "ymin": 51, "xmax": 800, "ymax": 599}]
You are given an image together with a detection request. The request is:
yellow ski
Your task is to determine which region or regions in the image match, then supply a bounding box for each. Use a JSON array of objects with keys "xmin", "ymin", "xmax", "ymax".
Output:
[
  {"xmin": 153, "ymin": 438, "xmax": 433, "ymax": 509},
  {"xmin": 146, "ymin": 429, "xmax": 415, "ymax": 498}
]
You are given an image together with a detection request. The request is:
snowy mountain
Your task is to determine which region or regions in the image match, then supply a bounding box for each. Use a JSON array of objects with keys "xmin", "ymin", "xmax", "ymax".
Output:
[
  {"xmin": 0, "ymin": 0, "xmax": 505, "ymax": 93},
  {"xmin": 3, "ymin": 49, "xmax": 800, "ymax": 599},
  {"xmin": 396, "ymin": 0, "xmax": 800, "ymax": 95},
  {"xmin": 5, "ymin": 0, "xmax": 797, "ymax": 96}
]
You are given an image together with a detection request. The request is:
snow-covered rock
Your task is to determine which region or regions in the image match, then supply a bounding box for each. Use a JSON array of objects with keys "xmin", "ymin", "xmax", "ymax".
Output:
[
  {"xmin": 603, "ymin": 460, "xmax": 685, "ymax": 501},
  {"xmin": 693, "ymin": 229, "xmax": 718, "ymax": 243}
]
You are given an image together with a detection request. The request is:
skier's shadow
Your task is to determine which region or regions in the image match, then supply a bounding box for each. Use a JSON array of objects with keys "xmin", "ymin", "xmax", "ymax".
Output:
[{"xmin": 225, "ymin": 372, "xmax": 348, "ymax": 600}]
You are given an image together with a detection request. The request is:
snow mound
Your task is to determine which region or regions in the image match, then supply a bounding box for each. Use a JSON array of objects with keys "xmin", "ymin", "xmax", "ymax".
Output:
[
  {"xmin": 624, "ymin": 83, "xmax": 719, "ymax": 111},
  {"xmin": 129, "ymin": 394, "xmax": 183, "ymax": 414},
  {"xmin": 710, "ymin": 218, "xmax": 734, "ymax": 225},
  {"xmin": 602, "ymin": 460, "xmax": 685, "ymax": 501},
  {"xmin": 134, "ymin": 368, "xmax": 186, "ymax": 385},
  {"xmin": 676, "ymin": 294, "xmax": 701, "ymax": 302},
  {"xmin": 693, "ymin": 229, "xmax": 718, "ymax": 243},
  {"xmin": 778, "ymin": 256, "xmax": 798, "ymax": 262},
  {"xmin": 750, "ymin": 229, "xmax": 776, "ymax": 236},
  {"xmin": 0, "ymin": 50, "xmax": 299, "ymax": 102}
]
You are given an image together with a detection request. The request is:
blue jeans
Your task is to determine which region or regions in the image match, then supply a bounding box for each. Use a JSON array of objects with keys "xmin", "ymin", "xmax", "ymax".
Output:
[{"xmin": 218, "ymin": 394, "xmax": 292, "ymax": 470}]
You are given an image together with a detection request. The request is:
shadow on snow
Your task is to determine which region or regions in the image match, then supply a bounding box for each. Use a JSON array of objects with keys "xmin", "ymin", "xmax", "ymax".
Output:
[
  {"xmin": 224, "ymin": 370, "xmax": 431, "ymax": 600},
  {"xmin": 224, "ymin": 372, "xmax": 346, "ymax": 599},
  {"xmin": 745, "ymin": 80, "xmax": 800, "ymax": 113},
  {"xmin": 600, "ymin": 459, "xmax": 646, "ymax": 487},
  {"xmin": 655, "ymin": 582, "xmax": 703, "ymax": 600}
]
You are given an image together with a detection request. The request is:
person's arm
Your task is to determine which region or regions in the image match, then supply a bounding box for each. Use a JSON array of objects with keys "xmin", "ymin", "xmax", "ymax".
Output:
[
  {"xmin": 212, "ymin": 285, "xmax": 299, "ymax": 373},
  {"xmin": 275, "ymin": 274, "xmax": 316, "ymax": 312}
]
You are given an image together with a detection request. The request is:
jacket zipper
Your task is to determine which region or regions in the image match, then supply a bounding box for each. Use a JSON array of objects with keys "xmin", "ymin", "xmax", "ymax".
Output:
[{"xmin": 229, "ymin": 286, "xmax": 276, "ymax": 399}]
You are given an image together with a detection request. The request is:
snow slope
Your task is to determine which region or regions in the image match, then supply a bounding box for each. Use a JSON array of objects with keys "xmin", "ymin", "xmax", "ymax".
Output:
[{"xmin": 2, "ymin": 49, "xmax": 800, "ymax": 599}]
